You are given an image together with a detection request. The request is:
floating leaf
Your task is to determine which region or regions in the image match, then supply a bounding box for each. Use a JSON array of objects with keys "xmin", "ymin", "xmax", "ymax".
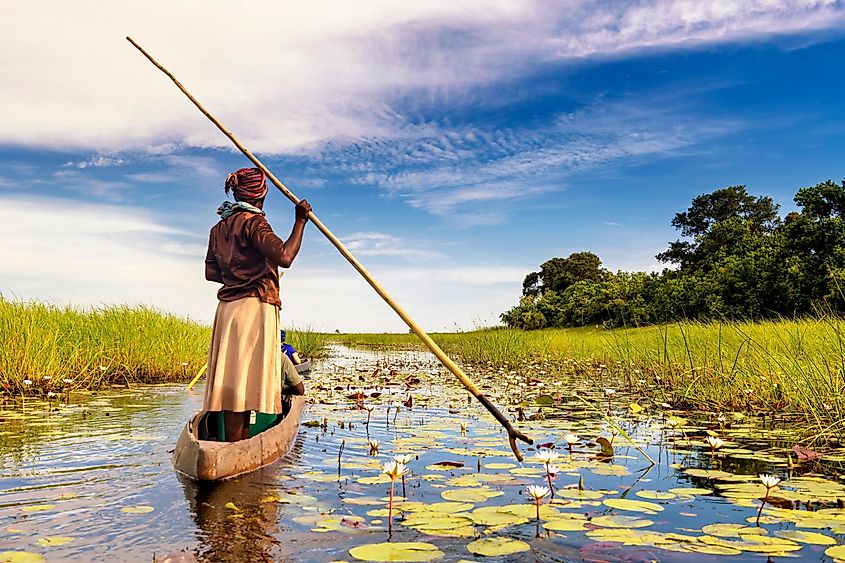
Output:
[
  {"xmin": 349, "ymin": 541, "xmax": 444, "ymax": 562},
  {"xmin": 20, "ymin": 505, "xmax": 55, "ymax": 512},
  {"xmin": 36, "ymin": 537, "xmax": 74, "ymax": 547},
  {"xmin": 826, "ymin": 545, "xmax": 845, "ymax": 560},
  {"xmin": 701, "ymin": 523, "xmax": 766, "ymax": 538},
  {"xmin": 483, "ymin": 462, "xmax": 516, "ymax": 470},
  {"xmin": 775, "ymin": 530, "xmax": 835, "ymax": 545},
  {"xmin": 440, "ymin": 488, "xmax": 501, "ymax": 502},
  {"xmin": 535, "ymin": 394, "xmax": 554, "ymax": 406},
  {"xmin": 555, "ymin": 489, "xmax": 603, "ymax": 500},
  {"xmin": 685, "ymin": 544, "xmax": 742, "ymax": 555},
  {"xmin": 591, "ymin": 515, "xmax": 654, "ymax": 528},
  {"xmin": 466, "ymin": 509, "xmax": 528, "ymax": 527},
  {"xmin": 544, "ymin": 518, "xmax": 587, "ymax": 531},
  {"xmin": 635, "ymin": 490, "xmax": 676, "ymax": 500},
  {"xmin": 603, "ymin": 498, "xmax": 663, "ymax": 513},
  {"xmin": 120, "ymin": 505, "xmax": 154, "ymax": 514},
  {"xmin": 683, "ymin": 468, "xmax": 733, "ymax": 479},
  {"xmin": 596, "ymin": 437, "xmax": 614, "ymax": 456},
  {"xmin": 466, "ymin": 538, "xmax": 530, "ymax": 557},
  {"xmin": 629, "ymin": 403, "xmax": 644, "ymax": 414},
  {"xmin": 0, "ymin": 552, "xmax": 45, "ymax": 563},
  {"xmin": 668, "ymin": 487, "xmax": 712, "ymax": 496},
  {"xmin": 224, "ymin": 502, "xmax": 240, "ymax": 511}
]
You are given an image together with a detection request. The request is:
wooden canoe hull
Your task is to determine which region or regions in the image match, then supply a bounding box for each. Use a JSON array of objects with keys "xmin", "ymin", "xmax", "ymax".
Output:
[{"xmin": 172, "ymin": 396, "xmax": 306, "ymax": 481}]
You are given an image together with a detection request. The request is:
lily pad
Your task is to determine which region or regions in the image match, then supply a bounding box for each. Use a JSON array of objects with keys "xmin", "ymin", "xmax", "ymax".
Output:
[
  {"xmin": 544, "ymin": 518, "xmax": 587, "ymax": 531},
  {"xmin": 603, "ymin": 498, "xmax": 664, "ymax": 513},
  {"xmin": 774, "ymin": 530, "xmax": 836, "ymax": 545},
  {"xmin": 20, "ymin": 505, "xmax": 55, "ymax": 512},
  {"xmin": 120, "ymin": 505, "xmax": 154, "ymax": 514},
  {"xmin": 466, "ymin": 538, "xmax": 530, "ymax": 557},
  {"xmin": 349, "ymin": 541, "xmax": 444, "ymax": 562},
  {"xmin": 635, "ymin": 490, "xmax": 676, "ymax": 500},
  {"xmin": 591, "ymin": 515, "xmax": 654, "ymax": 528},
  {"xmin": 0, "ymin": 552, "xmax": 45, "ymax": 563},
  {"xmin": 36, "ymin": 537, "xmax": 74, "ymax": 547}
]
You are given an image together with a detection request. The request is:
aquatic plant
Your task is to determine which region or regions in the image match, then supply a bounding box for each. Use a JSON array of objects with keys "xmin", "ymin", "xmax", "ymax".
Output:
[
  {"xmin": 381, "ymin": 460, "xmax": 408, "ymax": 534},
  {"xmin": 562, "ymin": 433, "xmax": 579, "ymax": 454},
  {"xmin": 526, "ymin": 484, "xmax": 549, "ymax": 522},
  {"xmin": 756, "ymin": 473, "xmax": 782, "ymax": 525},
  {"xmin": 707, "ymin": 436, "xmax": 724, "ymax": 457},
  {"xmin": 0, "ymin": 300, "xmax": 209, "ymax": 394},
  {"xmin": 535, "ymin": 449, "xmax": 560, "ymax": 496},
  {"xmin": 367, "ymin": 439, "xmax": 379, "ymax": 455}
]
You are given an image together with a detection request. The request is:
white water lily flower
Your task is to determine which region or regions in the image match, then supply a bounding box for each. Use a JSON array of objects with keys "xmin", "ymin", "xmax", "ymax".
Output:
[
  {"xmin": 382, "ymin": 461, "xmax": 407, "ymax": 479},
  {"xmin": 181, "ymin": 362, "xmax": 189, "ymax": 367},
  {"xmin": 368, "ymin": 439, "xmax": 379, "ymax": 449},
  {"xmin": 23, "ymin": 380, "xmax": 33, "ymax": 385},
  {"xmin": 42, "ymin": 375, "xmax": 51, "ymax": 380},
  {"xmin": 526, "ymin": 485, "xmax": 550, "ymax": 500},
  {"xmin": 393, "ymin": 454, "xmax": 413, "ymax": 465},
  {"xmin": 63, "ymin": 378, "xmax": 73, "ymax": 384},
  {"xmin": 604, "ymin": 388, "xmax": 616, "ymax": 396},
  {"xmin": 47, "ymin": 392, "xmax": 56, "ymax": 398},
  {"xmin": 546, "ymin": 464, "xmax": 561, "ymax": 477},
  {"xmin": 535, "ymin": 449, "xmax": 560, "ymax": 463},
  {"xmin": 759, "ymin": 474, "xmax": 782, "ymax": 488},
  {"xmin": 706, "ymin": 436, "xmax": 724, "ymax": 450},
  {"xmin": 562, "ymin": 433, "xmax": 580, "ymax": 445},
  {"xmin": 98, "ymin": 366, "xmax": 107, "ymax": 372}
]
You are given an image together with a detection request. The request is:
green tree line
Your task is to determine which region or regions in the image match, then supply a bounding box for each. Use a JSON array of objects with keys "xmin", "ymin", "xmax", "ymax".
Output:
[{"xmin": 501, "ymin": 179, "xmax": 845, "ymax": 329}]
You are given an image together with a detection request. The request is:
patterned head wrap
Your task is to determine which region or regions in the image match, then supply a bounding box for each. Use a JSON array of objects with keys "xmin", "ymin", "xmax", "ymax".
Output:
[{"xmin": 224, "ymin": 167, "xmax": 268, "ymax": 200}]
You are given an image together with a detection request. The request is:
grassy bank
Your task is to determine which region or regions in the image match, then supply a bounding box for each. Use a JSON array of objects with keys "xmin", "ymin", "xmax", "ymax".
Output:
[
  {"xmin": 1, "ymin": 300, "xmax": 211, "ymax": 395},
  {"xmin": 333, "ymin": 319, "xmax": 845, "ymax": 438},
  {"xmin": 0, "ymin": 300, "xmax": 330, "ymax": 396}
]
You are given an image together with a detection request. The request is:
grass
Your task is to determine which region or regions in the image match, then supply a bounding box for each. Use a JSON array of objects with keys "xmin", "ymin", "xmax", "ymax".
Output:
[
  {"xmin": 332, "ymin": 319, "xmax": 845, "ymax": 440},
  {"xmin": 0, "ymin": 300, "xmax": 210, "ymax": 395},
  {"xmin": 285, "ymin": 324, "xmax": 329, "ymax": 359},
  {"xmin": 0, "ymin": 300, "xmax": 332, "ymax": 397}
]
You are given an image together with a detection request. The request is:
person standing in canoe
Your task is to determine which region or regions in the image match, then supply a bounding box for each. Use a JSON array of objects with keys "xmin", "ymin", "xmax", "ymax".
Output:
[{"xmin": 204, "ymin": 167, "xmax": 310, "ymax": 442}]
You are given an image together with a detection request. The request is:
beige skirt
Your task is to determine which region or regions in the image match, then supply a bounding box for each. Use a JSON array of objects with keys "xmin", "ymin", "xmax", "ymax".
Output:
[{"xmin": 202, "ymin": 297, "xmax": 282, "ymax": 414}]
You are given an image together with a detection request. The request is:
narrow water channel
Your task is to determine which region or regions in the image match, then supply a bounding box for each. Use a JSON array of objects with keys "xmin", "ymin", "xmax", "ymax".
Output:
[{"xmin": 2, "ymin": 346, "xmax": 845, "ymax": 562}]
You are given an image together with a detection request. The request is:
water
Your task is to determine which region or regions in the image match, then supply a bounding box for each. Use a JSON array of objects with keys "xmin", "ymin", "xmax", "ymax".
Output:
[{"xmin": 2, "ymin": 346, "xmax": 845, "ymax": 561}]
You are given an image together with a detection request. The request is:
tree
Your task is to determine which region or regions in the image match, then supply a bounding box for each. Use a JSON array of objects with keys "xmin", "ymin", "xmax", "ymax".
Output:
[
  {"xmin": 781, "ymin": 179, "xmax": 845, "ymax": 312},
  {"xmin": 657, "ymin": 186, "xmax": 781, "ymax": 271},
  {"xmin": 521, "ymin": 252, "xmax": 607, "ymax": 296}
]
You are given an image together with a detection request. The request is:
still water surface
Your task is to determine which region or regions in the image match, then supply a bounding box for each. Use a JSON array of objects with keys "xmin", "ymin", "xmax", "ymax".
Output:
[{"xmin": 2, "ymin": 346, "xmax": 845, "ymax": 561}]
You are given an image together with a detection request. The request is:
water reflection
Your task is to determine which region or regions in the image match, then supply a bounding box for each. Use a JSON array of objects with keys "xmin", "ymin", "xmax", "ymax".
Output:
[{"xmin": 2, "ymin": 346, "xmax": 845, "ymax": 562}]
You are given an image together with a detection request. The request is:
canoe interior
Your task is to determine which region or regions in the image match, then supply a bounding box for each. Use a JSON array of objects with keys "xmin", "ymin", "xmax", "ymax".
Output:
[{"xmin": 172, "ymin": 395, "xmax": 306, "ymax": 482}]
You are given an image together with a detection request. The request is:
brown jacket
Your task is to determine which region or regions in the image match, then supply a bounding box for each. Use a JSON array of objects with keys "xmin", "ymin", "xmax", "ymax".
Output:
[{"xmin": 205, "ymin": 211, "xmax": 287, "ymax": 307}]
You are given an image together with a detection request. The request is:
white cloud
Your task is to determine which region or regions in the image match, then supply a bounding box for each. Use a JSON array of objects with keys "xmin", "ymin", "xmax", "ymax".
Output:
[
  {"xmin": 342, "ymin": 232, "xmax": 443, "ymax": 259},
  {"xmin": 0, "ymin": 1, "xmax": 841, "ymax": 154},
  {"xmin": 0, "ymin": 195, "xmax": 527, "ymax": 331}
]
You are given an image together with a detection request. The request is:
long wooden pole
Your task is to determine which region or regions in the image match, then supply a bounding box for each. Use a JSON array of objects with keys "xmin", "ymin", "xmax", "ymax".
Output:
[{"xmin": 127, "ymin": 37, "xmax": 533, "ymax": 460}]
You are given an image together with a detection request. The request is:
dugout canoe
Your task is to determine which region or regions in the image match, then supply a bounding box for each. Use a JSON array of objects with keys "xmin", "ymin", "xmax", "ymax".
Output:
[
  {"xmin": 172, "ymin": 395, "xmax": 306, "ymax": 481},
  {"xmin": 295, "ymin": 359, "xmax": 311, "ymax": 374}
]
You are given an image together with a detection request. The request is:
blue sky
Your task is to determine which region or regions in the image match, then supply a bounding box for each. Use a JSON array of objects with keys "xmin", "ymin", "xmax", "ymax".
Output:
[{"xmin": 2, "ymin": 1, "xmax": 844, "ymax": 331}]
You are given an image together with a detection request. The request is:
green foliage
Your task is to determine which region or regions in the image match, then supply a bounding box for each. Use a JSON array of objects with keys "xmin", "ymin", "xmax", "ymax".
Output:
[
  {"xmin": 503, "ymin": 179, "xmax": 845, "ymax": 328},
  {"xmin": 285, "ymin": 325, "xmax": 329, "ymax": 359},
  {"xmin": 0, "ymin": 299, "xmax": 210, "ymax": 395}
]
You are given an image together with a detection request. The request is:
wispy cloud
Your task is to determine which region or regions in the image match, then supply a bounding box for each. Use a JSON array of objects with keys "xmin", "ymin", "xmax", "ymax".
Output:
[
  {"xmin": 63, "ymin": 156, "xmax": 126, "ymax": 169},
  {"xmin": 342, "ymin": 231, "xmax": 443, "ymax": 260},
  {"xmin": 321, "ymin": 99, "xmax": 735, "ymax": 216},
  {"xmin": 0, "ymin": 1, "xmax": 841, "ymax": 154}
]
